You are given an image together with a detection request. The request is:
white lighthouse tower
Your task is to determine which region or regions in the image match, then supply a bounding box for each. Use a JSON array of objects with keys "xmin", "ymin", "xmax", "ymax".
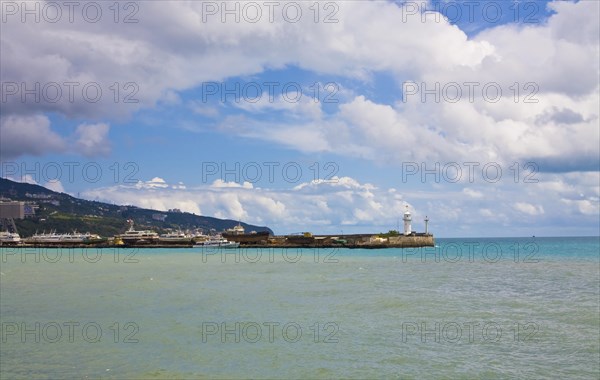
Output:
[{"xmin": 403, "ymin": 206, "xmax": 412, "ymax": 235}]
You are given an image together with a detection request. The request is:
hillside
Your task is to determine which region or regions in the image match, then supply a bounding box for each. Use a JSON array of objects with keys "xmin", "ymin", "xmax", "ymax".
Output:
[{"xmin": 0, "ymin": 178, "xmax": 273, "ymax": 238}]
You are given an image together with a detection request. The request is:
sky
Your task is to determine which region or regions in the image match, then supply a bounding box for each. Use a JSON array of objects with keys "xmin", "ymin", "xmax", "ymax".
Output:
[{"xmin": 1, "ymin": 0, "xmax": 599, "ymax": 237}]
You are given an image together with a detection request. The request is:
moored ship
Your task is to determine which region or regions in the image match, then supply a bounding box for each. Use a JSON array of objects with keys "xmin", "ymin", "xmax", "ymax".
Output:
[
  {"xmin": 0, "ymin": 231, "xmax": 22, "ymax": 245},
  {"xmin": 159, "ymin": 231, "xmax": 193, "ymax": 243},
  {"xmin": 24, "ymin": 231, "xmax": 103, "ymax": 244},
  {"xmin": 116, "ymin": 221, "xmax": 159, "ymax": 244},
  {"xmin": 222, "ymin": 223, "xmax": 271, "ymax": 244},
  {"xmin": 194, "ymin": 235, "xmax": 239, "ymax": 248}
]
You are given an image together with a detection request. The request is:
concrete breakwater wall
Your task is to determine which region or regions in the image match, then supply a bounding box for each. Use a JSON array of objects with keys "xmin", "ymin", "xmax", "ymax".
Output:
[
  {"xmin": 3, "ymin": 234, "xmax": 434, "ymax": 249},
  {"xmin": 255, "ymin": 233, "xmax": 435, "ymax": 248},
  {"xmin": 309, "ymin": 234, "xmax": 435, "ymax": 248},
  {"xmin": 387, "ymin": 235, "xmax": 435, "ymax": 248}
]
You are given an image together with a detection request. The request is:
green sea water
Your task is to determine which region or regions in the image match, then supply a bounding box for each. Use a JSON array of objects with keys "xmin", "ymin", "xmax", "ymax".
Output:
[{"xmin": 1, "ymin": 237, "xmax": 598, "ymax": 379}]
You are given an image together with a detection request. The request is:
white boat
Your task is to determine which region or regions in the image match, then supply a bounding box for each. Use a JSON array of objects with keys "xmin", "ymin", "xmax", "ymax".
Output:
[
  {"xmin": 25, "ymin": 231, "xmax": 102, "ymax": 244},
  {"xmin": 225, "ymin": 223, "xmax": 245, "ymax": 235},
  {"xmin": 117, "ymin": 221, "xmax": 159, "ymax": 243},
  {"xmin": 0, "ymin": 231, "xmax": 21, "ymax": 245},
  {"xmin": 192, "ymin": 232, "xmax": 210, "ymax": 242},
  {"xmin": 159, "ymin": 231, "xmax": 193, "ymax": 243},
  {"xmin": 58, "ymin": 232, "xmax": 103, "ymax": 243},
  {"xmin": 25, "ymin": 232, "xmax": 60, "ymax": 244},
  {"xmin": 195, "ymin": 236, "xmax": 239, "ymax": 248},
  {"xmin": 117, "ymin": 229, "xmax": 159, "ymax": 242}
]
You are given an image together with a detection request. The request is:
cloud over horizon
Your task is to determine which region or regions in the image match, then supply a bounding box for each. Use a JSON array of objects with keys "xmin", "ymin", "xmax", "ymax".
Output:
[{"xmin": 77, "ymin": 171, "xmax": 599, "ymax": 236}]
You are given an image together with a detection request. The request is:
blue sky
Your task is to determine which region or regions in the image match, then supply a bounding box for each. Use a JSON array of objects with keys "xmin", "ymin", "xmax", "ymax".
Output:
[{"xmin": 1, "ymin": 0, "xmax": 599, "ymax": 237}]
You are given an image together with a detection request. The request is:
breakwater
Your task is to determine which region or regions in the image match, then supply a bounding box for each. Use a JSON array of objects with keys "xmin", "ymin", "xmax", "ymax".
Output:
[
  {"xmin": 256, "ymin": 233, "xmax": 435, "ymax": 248},
  {"xmin": 3, "ymin": 234, "xmax": 434, "ymax": 249}
]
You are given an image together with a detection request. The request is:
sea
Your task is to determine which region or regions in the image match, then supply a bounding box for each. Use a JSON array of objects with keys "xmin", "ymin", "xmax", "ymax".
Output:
[{"xmin": 1, "ymin": 237, "xmax": 598, "ymax": 379}]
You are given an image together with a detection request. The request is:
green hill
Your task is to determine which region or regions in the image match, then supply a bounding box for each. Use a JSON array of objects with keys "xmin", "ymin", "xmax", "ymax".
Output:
[{"xmin": 0, "ymin": 178, "xmax": 273, "ymax": 238}]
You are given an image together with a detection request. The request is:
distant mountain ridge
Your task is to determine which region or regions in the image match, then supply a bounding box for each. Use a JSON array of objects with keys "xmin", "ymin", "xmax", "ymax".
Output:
[{"xmin": 0, "ymin": 178, "xmax": 273, "ymax": 238}]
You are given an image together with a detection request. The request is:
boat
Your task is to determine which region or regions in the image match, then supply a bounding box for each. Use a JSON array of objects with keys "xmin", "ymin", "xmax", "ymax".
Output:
[
  {"xmin": 58, "ymin": 232, "xmax": 103, "ymax": 243},
  {"xmin": 192, "ymin": 232, "xmax": 210, "ymax": 243},
  {"xmin": 25, "ymin": 231, "xmax": 61, "ymax": 244},
  {"xmin": 0, "ymin": 231, "xmax": 22, "ymax": 245},
  {"xmin": 116, "ymin": 221, "xmax": 159, "ymax": 243},
  {"xmin": 195, "ymin": 236, "xmax": 239, "ymax": 248},
  {"xmin": 117, "ymin": 229, "xmax": 159, "ymax": 243},
  {"xmin": 25, "ymin": 231, "xmax": 103, "ymax": 244},
  {"xmin": 159, "ymin": 231, "xmax": 193, "ymax": 243},
  {"xmin": 222, "ymin": 223, "xmax": 271, "ymax": 244},
  {"xmin": 225, "ymin": 223, "xmax": 246, "ymax": 235}
]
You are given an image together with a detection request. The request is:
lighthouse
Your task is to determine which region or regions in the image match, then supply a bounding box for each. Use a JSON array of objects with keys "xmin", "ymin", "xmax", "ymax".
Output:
[
  {"xmin": 403, "ymin": 206, "xmax": 412, "ymax": 235},
  {"xmin": 424, "ymin": 216, "xmax": 429, "ymax": 235}
]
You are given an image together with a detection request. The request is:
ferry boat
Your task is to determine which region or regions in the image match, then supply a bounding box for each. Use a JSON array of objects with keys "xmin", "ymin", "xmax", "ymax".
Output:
[
  {"xmin": 159, "ymin": 231, "xmax": 193, "ymax": 243},
  {"xmin": 25, "ymin": 231, "xmax": 103, "ymax": 244},
  {"xmin": 116, "ymin": 221, "xmax": 159, "ymax": 243},
  {"xmin": 117, "ymin": 229, "xmax": 159, "ymax": 243},
  {"xmin": 225, "ymin": 223, "xmax": 246, "ymax": 235},
  {"xmin": 191, "ymin": 232, "xmax": 210, "ymax": 243},
  {"xmin": 0, "ymin": 231, "xmax": 22, "ymax": 245},
  {"xmin": 222, "ymin": 222, "xmax": 270, "ymax": 244},
  {"xmin": 58, "ymin": 232, "xmax": 103, "ymax": 243},
  {"xmin": 194, "ymin": 236, "xmax": 239, "ymax": 248}
]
